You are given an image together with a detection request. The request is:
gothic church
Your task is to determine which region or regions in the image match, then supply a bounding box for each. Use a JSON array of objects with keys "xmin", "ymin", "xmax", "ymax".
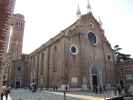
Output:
[
  {"xmin": 7, "ymin": 5, "xmax": 116, "ymax": 91},
  {"xmin": 28, "ymin": 11, "xmax": 115, "ymax": 90}
]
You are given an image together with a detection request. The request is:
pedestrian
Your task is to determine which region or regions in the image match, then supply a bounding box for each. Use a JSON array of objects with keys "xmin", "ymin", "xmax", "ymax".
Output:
[
  {"xmin": 64, "ymin": 91, "xmax": 66, "ymax": 100},
  {"xmin": 124, "ymin": 87, "xmax": 129, "ymax": 94},
  {"xmin": 55, "ymin": 85, "xmax": 58, "ymax": 91},
  {"xmin": 95, "ymin": 86, "xmax": 98, "ymax": 93},
  {"xmin": 93, "ymin": 85, "xmax": 97, "ymax": 93},
  {"xmin": 65, "ymin": 85, "xmax": 68, "ymax": 92},
  {"xmin": 103, "ymin": 85, "xmax": 106, "ymax": 93},
  {"xmin": 31, "ymin": 80, "xmax": 37, "ymax": 92},
  {"xmin": 117, "ymin": 86, "xmax": 121, "ymax": 94},
  {"xmin": 99, "ymin": 85, "xmax": 102, "ymax": 94},
  {"xmin": 1, "ymin": 81, "xmax": 10, "ymax": 100},
  {"xmin": 114, "ymin": 86, "xmax": 117, "ymax": 95}
]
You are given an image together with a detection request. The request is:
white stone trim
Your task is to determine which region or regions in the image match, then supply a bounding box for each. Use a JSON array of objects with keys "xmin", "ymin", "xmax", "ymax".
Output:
[{"xmin": 69, "ymin": 44, "xmax": 79, "ymax": 55}]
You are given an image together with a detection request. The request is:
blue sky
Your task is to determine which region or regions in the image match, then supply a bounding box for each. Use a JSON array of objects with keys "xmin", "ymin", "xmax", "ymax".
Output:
[{"xmin": 14, "ymin": 0, "xmax": 133, "ymax": 56}]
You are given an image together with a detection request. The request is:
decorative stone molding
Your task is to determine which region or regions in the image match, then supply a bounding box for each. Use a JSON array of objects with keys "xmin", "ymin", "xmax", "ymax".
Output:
[{"xmin": 69, "ymin": 44, "xmax": 79, "ymax": 55}]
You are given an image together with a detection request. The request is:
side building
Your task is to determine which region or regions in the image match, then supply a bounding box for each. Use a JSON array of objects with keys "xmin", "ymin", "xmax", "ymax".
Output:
[
  {"xmin": 8, "ymin": 54, "xmax": 29, "ymax": 88},
  {"xmin": 4, "ymin": 13, "xmax": 29, "ymax": 88},
  {"xmin": 28, "ymin": 12, "xmax": 115, "ymax": 91},
  {"xmin": 115, "ymin": 57, "xmax": 133, "ymax": 91}
]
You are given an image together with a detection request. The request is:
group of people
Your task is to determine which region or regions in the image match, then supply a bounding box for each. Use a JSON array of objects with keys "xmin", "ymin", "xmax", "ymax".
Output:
[
  {"xmin": 92, "ymin": 84, "xmax": 130, "ymax": 95},
  {"xmin": 1, "ymin": 81, "xmax": 10, "ymax": 100},
  {"xmin": 1, "ymin": 80, "xmax": 37, "ymax": 100},
  {"xmin": 93, "ymin": 85, "xmax": 103, "ymax": 94}
]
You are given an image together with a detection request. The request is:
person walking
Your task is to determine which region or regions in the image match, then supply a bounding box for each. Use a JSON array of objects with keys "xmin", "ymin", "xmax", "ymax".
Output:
[
  {"xmin": 1, "ymin": 81, "xmax": 10, "ymax": 100},
  {"xmin": 31, "ymin": 80, "xmax": 37, "ymax": 92}
]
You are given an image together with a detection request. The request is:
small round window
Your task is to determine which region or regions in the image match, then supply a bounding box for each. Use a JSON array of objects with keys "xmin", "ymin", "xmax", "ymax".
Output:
[
  {"xmin": 88, "ymin": 32, "xmax": 96, "ymax": 44},
  {"xmin": 71, "ymin": 46, "xmax": 76, "ymax": 53},
  {"xmin": 70, "ymin": 44, "xmax": 79, "ymax": 55}
]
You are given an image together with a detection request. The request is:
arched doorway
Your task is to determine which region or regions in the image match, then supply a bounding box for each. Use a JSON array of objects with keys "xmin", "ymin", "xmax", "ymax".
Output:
[
  {"xmin": 91, "ymin": 67, "xmax": 98, "ymax": 92},
  {"xmin": 92, "ymin": 74, "xmax": 98, "ymax": 86},
  {"xmin": 16, "ymin": 80, "xmax": 21, "ymax": 88}
]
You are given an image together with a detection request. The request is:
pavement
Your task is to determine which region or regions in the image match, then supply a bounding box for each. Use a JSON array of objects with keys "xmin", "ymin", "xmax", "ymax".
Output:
[
  {"xmin": 2, "ymin": 89, "xmax": 128, "ymax": 100},
  {"xmin": 46, "ymin": 91, "xmax": 105, "ymax": 100}
]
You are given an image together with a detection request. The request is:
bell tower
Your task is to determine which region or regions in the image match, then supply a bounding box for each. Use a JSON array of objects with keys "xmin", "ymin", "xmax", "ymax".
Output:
[{"xmin": 9, "ymin": 14, "xmax": 25, "ymax": 60}]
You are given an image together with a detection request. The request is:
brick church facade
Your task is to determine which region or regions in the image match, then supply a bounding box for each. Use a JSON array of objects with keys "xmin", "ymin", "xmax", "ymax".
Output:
[
  {"xmin": 6, "ymin": 10, "xmax": 133, "ymax": 91},
  {"xmin": 2, "ymin": 1, "xmax": 133, "ymax": 92},
  {"xmin": 27, "ymin": 12, "xmax": 115, "ymax": 90}
]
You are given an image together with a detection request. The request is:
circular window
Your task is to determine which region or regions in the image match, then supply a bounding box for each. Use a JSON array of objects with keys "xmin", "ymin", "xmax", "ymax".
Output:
[
  {"xmin": 70, "ymin": 44, "xmax": 79, "ymax": 55},
  {"xmin": 88, "ymin": 32, "xmax": 96, "ymax": 45},
  {"xmin": 71, "ymin": 46, "xmax": 76, "ymax": 53}
]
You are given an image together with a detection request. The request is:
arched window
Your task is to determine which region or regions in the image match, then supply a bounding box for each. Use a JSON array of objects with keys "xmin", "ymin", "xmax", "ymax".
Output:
[
  {"xmin": 53, "ymin": 46, "xmax": 57, "ymax": 72},
  {"xmin": 88, "ymin": 32, "xmax": 96, "ymax": 44},
  {"xmin": 41, "ymin": 53, "xmax": 44, "ymax": 75},
  {"xmin": 89, "ymin": 22, "xmax": 94, "ymax": 28},
  {"xmin": 107, "ymin": 55, "xmax": 111, "ymax": 60}
]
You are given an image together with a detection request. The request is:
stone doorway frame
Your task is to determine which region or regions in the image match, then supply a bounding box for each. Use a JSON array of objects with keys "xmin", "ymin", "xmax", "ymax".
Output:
[{"xmin": 15, "ymin": 80, "xmax": 21, "ymax": 88}]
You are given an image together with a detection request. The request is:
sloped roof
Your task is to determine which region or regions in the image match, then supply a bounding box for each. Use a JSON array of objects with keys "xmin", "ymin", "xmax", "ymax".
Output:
[{"xmin": 30, "ymin": 12, "xmax": 102, "ymax": 55}]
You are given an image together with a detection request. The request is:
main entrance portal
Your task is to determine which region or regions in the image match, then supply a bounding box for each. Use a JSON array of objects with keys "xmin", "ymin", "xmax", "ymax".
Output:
[
  {"xmin": 16, "ymin": 80, "xmax": 21, "ymax": 88},
  {"xmin": 92, "ymin": 74, "xmax": 98, "ymax": 92},
  {"xmin": 92, "ymin": 75, "xmax": 97, "ymax": 86}
]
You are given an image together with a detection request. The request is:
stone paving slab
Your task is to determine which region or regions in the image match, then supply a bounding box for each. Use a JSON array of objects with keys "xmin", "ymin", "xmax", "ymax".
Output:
[
  {"xmin": 3, "ymin": 89, "xmax": 124, "ymax": 100},
  {"xmin": 47, "ymin": 91, "xmax": 104, "ymax": 100},
  {"xmin": 124, "ymin": 97, "xmax": 133, "ymax": 100},
  {"xmin": 8, "ymin": 89, "xmax": 81, "ymax": 100}
]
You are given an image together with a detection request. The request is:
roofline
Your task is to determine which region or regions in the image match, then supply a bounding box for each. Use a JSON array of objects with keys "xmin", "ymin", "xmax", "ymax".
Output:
[
  {"xmin": 30, "ymin": 19, "xmax": 79, "ymax": 56},
  {"xmin": 29, "ymin": 13, "xmax": 102, "ymax": 56}
]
